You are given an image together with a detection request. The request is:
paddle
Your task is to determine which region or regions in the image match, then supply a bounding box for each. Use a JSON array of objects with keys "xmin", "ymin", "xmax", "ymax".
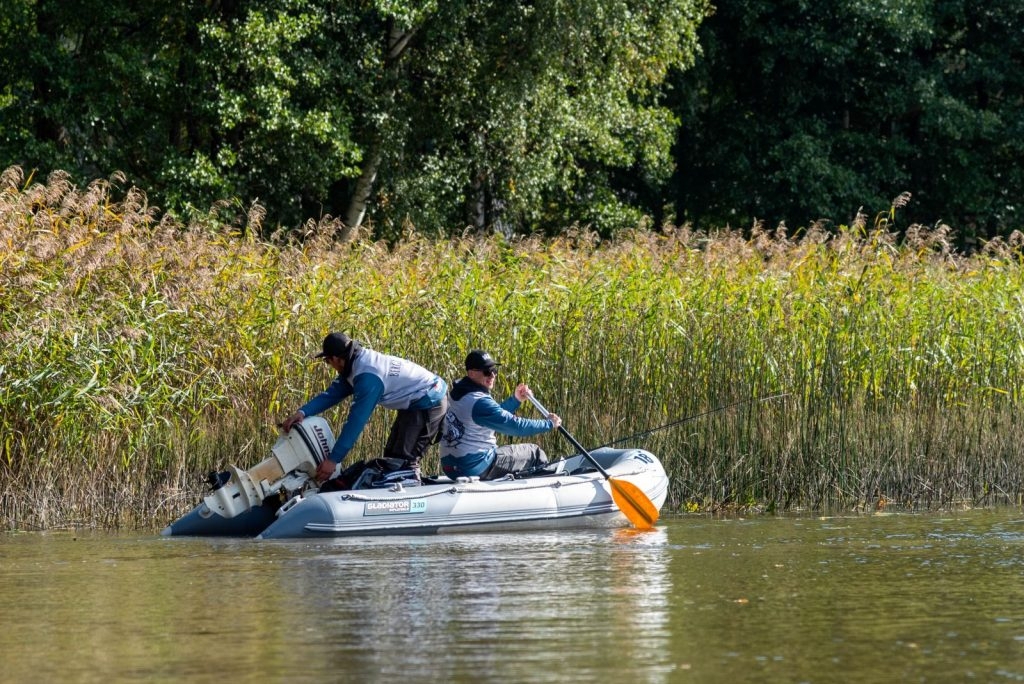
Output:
[{"xmin": 527, "ymin": 395, "xmax": 659, "ymax": 530}]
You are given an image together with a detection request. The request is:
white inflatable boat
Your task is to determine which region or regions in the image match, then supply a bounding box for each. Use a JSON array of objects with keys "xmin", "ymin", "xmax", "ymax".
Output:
[{"xmin": 161, "ymin": 416, "xmax": 669, "ymax": 539}]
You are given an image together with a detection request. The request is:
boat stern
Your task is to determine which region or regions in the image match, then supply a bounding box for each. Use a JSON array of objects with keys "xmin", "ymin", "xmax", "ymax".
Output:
[{"xmin": 161, "ymin": 500, "xmax": 280, "ymax": 537}]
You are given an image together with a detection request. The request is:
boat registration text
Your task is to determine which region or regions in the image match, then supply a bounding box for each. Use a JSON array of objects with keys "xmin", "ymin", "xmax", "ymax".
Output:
[{"xmin": 363, "ymin": 499, "xmax": 427, "ymax": 516}]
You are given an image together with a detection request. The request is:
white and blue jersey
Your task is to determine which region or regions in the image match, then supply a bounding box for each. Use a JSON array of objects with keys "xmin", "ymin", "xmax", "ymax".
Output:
[
  {"xmin": 440, "ymin": 377, "xmax": 554, "ymax": 477},
  {"xmin": 299, "ymin": 347, "xmax": 446, "ymax": 464}
]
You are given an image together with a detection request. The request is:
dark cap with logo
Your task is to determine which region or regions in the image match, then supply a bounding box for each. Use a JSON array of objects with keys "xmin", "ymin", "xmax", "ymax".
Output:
[
  {"xmin": 465, "ymin": 350, "xmax": 500, "ymax": 371},
  {"xmin": 315, "ymin": 332, "xmax": 354, "ymax": 359}
]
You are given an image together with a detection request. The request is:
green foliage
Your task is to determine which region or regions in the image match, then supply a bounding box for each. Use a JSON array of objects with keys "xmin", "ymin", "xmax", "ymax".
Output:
[
  {"xmin": 671, "ymin": 0, "xmax": 1024, "ymax": 242},
  {"xmin": 2, "ymin": 0, "xmax": 1022, "ymax": 240},
  {"xmin": 376, "ymin": 0, "xmax": 709, "ymax": 237},
  {"xmin": 0, "ymin": 0, "xmax": 708, "ymax": 236},
  {"xmin": 153, "ymin": 0, "xmax": 367, "ymax": 226}
]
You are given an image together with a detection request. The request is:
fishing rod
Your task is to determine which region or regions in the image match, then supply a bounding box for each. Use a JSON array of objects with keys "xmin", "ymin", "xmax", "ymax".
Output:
[
  {"xmin": 593, "ymin": 392, "xmax": 791, "ymax": 449},
  {"xmin": 515, "ymin": 392, "xmax": 790, "ymax": 480}
]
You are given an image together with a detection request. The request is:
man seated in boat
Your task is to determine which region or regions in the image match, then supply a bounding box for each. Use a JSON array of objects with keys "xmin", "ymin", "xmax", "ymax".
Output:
[{"xmin": 439, "ymin": 350, "xmax": 561, "ymax": 480}]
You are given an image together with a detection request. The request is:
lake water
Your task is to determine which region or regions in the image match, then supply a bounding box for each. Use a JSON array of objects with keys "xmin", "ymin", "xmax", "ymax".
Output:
[{"xmin": 2, "ymin": 509, "xmax": 1023, "ymax": 683}]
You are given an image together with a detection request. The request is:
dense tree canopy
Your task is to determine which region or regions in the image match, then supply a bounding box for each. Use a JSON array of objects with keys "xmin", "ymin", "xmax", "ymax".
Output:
[
  {"xmin": 670, "ymin": 0, "xmax": 1024, "ymax": 244},
  {"xmin": 1, "ymin": 0, "xmax": 708, "ymax": 237},
  {"xmin": 1, "ymin": 0, "xmax": 1021, "ymax": 241}
]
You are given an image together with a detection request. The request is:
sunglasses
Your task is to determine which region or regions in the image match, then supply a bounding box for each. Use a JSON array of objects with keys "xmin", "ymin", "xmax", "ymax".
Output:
[{"xmin": 480, "ymin": 368, "xmax": 498, "ymax": 378}]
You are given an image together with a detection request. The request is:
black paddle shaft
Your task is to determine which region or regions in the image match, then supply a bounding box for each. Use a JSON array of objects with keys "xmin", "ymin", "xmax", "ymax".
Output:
[{"xmin": 527, "ymin": 395, "xmax": 612, "ymax": 479}]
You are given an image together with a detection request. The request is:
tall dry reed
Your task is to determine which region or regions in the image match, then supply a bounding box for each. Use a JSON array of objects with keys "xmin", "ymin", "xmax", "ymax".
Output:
[{"xmin": 2, "ymin": 167, "xmax": 1023, "ymax": 529}]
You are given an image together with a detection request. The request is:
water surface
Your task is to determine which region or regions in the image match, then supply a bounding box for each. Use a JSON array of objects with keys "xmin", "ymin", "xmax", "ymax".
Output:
[{"xmin": 2, "ymin": 510, "xmax": 1022, "ymax": 683}]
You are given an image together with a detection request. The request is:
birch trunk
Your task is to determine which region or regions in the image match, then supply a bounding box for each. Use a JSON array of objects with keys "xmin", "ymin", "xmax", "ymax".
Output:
[
  {"xmin": 340, "ymin": 147, "xmax": 381, "ymax": 242},
  {"xmin": 340, "ymin": 24, "xmax": 414, "ymax": 241}
]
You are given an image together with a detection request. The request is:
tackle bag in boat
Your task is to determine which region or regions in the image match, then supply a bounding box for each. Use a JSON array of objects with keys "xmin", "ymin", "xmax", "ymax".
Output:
[{"xmin": 319, "ymin": 457, "xmax": 421, "ymax": 491}]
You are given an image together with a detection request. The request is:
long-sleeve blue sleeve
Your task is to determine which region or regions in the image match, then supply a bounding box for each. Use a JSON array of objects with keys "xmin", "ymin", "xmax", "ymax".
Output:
[
  {"xmin": 298, "ymin": 376, "xmax": 354, "ymax": 418},
  {"xmin": 329, "ymin": 372, "xmax": 385, "ymax": 463},
  {"xmin": 498, "ymin": 395, "xmax": 521, "ymax": 413},
  {"xmin": 472, "ymin": 395, "xmax": 553, "ymax": 437}
]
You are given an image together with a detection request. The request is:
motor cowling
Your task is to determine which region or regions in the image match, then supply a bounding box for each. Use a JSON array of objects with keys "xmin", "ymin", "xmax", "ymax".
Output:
[{"xmin": 202, "ymin": 417, "xmax": 335, "ymax": 519}]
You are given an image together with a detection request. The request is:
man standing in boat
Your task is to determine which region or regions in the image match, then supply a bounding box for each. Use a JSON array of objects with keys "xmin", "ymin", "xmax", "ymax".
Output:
[
  {"xmin": 281, "ymin": 332, "xmax": 448, "ymax": 483},
  {"xmin": 440, "ymin": 350, "xmax": 561, "ymax": 479}
]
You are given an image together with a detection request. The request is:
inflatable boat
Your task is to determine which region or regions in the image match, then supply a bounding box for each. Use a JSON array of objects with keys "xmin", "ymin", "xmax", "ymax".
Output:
[{"xmin": 161, "ymin": 417, "xmax": 669, "ymax": 539}]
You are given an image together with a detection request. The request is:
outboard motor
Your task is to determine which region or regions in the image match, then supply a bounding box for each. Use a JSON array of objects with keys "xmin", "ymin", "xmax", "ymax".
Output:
[{"xmin": 202, "ymin": 417, "xmax": 335, "ymax": 519}]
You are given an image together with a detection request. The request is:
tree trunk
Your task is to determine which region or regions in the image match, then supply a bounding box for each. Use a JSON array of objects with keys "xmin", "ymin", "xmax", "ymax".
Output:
[
  {"xmin": 340, "ymin": 147, "xmax": 381, "ymax": 242},
  {"xmin": 340, "ymin": 23, "xmax": 415, "ymax": 241}
]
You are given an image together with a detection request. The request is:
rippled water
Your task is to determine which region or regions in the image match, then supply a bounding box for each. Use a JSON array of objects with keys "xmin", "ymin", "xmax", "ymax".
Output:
[{"xmin": 2, "ymin": 510, "xmax": 1023, "ymax": 683}]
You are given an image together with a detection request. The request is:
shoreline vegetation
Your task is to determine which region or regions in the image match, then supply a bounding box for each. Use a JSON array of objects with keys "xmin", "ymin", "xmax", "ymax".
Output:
[{"xmin": 2, "ymin": 167, "xmax": 1024, "ymax": 531}]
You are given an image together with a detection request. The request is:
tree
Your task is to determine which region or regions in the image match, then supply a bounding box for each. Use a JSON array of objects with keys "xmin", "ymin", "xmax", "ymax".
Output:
[
  {"xmin": 359, "ymin": 0, "xmax": 710, "ymax": 238},
  {"xmin": 917, "ymin": 0, "xmax": 1024, "ymax": 244},
  {"xmin": 159, "ymin": 0, "xmax": 364, "ymax": 227}
]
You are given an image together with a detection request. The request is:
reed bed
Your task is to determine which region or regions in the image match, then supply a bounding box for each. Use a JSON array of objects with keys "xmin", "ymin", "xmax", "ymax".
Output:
[{"xmin": 2, "ymin": 166, "xmax": 1024, "ymax": 530}]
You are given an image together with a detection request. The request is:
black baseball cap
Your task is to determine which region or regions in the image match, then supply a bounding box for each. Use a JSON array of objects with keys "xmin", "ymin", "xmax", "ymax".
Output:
[
  {"xmin": 465, "ymin": 350, "xmax": 500, "ymax": 371},
  {"xmin": 315, "ymin": 332, "xmax": 353, "ymax": 359}
]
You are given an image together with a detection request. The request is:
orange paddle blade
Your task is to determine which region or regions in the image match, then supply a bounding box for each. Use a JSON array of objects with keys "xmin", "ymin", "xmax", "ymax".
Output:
[{"xmin": 609, "ymin": 478, "xmax": 659, "ymax": 530}]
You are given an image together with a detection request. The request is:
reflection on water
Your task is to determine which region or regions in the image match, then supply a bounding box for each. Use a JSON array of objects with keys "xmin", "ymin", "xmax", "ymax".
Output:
[
  {"xmin": 1, "ymin": 511, "xmax": 1023, "ymax": 683},
  {"xmin": 272, "ymin": 529, "xmax": 674, "ymax": 683},
  {"xmin": 0, "ymin": 528, "xmax": 673, "ymax": 684}
]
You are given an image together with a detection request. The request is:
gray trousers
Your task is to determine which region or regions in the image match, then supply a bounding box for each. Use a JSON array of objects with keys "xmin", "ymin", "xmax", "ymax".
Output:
[{"xmin": 483, "ymin": 443, "xmax": 548, "ymax": 479}]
